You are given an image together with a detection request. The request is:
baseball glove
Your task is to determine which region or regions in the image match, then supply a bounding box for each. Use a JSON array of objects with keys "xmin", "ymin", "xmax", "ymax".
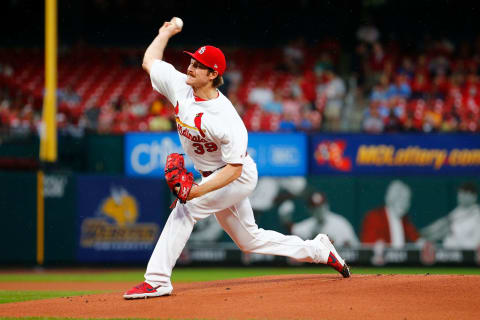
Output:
[{"xmin": 164, "ymin": 153, "xmax": 195, "ymax": 207}]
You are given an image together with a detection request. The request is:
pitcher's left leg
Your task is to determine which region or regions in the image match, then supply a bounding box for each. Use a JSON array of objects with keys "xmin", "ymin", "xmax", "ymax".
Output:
[
  {"xmin": 215, "ymin": 197, "xmax": 350, "ymax": 277},
  {"xmin": 215, "ymin": 198, "xmax": 326, "ymax": 263}
]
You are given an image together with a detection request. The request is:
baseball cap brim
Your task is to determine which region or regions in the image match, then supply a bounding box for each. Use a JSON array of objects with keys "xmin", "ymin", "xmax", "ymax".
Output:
[{"xmin": 183, "ymin": 51, "xmax": 213, "ymax": 70}]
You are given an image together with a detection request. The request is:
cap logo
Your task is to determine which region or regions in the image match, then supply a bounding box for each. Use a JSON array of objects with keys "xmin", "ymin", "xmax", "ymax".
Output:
[
  {"xmin": 198, "ymin": 46, "xmax": 206, "ymax": 54},
  {"xmin": 214, "ymin": 64, "xmax": 218, "ymax": 69}
]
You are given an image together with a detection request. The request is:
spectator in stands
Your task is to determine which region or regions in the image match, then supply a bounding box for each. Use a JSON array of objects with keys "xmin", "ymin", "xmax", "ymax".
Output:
[
  {"xmin": 129, "ymin": 95, "xmax": 148, "ymax": 117},
  {"xmin": 362, "ymin": 101, "xmax": 384, "ymax": 133},
  {"xmin": 278, "ymin": 111, "xmax": 297, "ymax": 132},
  {"xmin": 262, "ymin": 90, "xmax": 283, "ymax": 115},
  {"xmin": 410, "ymin": 72, "xmax": 430, "ymax": 99},
  {"xmin": 397, "ymin": 57, "xmax": 415, "ymax": 80},
  {"xmin": 316, "ymin": 69, "xmax": 346, "ymax": 131},
  {"xmin": 361, "ymin": 180, "xmax": 420, "ymax": 248},
  {"xmin": 282, "ymin": 38, "xmax": 305, "ymax": 74},
  {"xmin": 422, "ymin": 99, "xmax": 443, "ymax": 132},
  {"xmin": 403, "ymin": 111, "xmax": 420, "ymax": 132},
  {"xmin": 428, "ymin": 51, "xmax": 451, "ymax": 77},
  {"xmin": 228, "ymin": 91, "xmax": 245, "ymax": 117},
  {"xmin": 248, "ymin": 79, "xmax": 274, "ymax": 108},
  {"xmin": 368, "ymin": 42, "xmax": 388, "ymax": 76},
  {"xmin": 299, "ymin": 109, "xmax": 322, "ymax": 132},
  {"xmin": 356, "ymin": 19, "xmax": 380, "ymax": 45},
  {"xmin": 384, "ymin": 108, "xmax": 403, "ymax": 132},
  {"xmin": 370, "ymin": 74, "xmax": 390, "ymax": 102},
  {"xmin": 0, "ymin": 88, "xmax": 11, "ymax": 130},
  {"xmin": 298, "ymin": 74, "xmax": 317, "ymax": 108},
  {"xmin": 113, "ymin": 99, "xmax": 135, "ymax": 133},
  {"xmin": 415, "ymin": 54, "xmax": 429, "ymax": 77},
  {"xmin": 146, "ymin": 97, "xmax": 173, "ymax": 132},
  {"xmin": 98, "ymin": 102, "xmax": 115, "ymax": 133},
  {"xmin": 58, "ymin": 85, "xmax": 81, "ymax": 105},
  {"xmin": 459, "ymin": 111, "xmax": 479, "ymax": 132},
  {"xmin": 429, "ymin": 74, "xmax": 448, "ymax": 100},
  {"xmin": 440, "ymin": 111, "xmax": 459, "ymax": 132},
  {"xmin": 223, "ymin": 61, "xmax": 243, "ymax": 94},
  {"xmin": 387, "ymin": 74, "xmax": 411, "ymax": 99},
  {"xmin": 282, "ymin": 89, "xmax": 303, "ymax": 126},
  {"xmin": 83, "ymin": 104, "xmax": 100, "ymax": 132}
]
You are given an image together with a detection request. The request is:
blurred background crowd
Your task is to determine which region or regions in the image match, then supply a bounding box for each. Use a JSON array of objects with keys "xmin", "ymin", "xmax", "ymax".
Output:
[{"xmin": 2, "ymin": 0, "xmax": 480, "ymax": 136}]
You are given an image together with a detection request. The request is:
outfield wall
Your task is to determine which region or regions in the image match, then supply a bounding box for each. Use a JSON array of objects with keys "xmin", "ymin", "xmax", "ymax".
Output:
[
  {"xmin": 0, "ymin": 133, "xmax": 479, "ymax": 266},
  {"xmin": 1, "ymin": 171, "xmax": 479, "ymax": 266}
]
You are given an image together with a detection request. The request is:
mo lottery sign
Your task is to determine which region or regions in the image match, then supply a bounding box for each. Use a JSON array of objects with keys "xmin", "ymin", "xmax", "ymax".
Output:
[{"xmin": 310, "ymin": 133, "xmax": 480, "ymax": 175}]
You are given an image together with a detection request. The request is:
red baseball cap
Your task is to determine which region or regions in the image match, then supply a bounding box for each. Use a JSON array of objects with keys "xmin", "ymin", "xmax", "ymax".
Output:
[{"xmin": 184, "ymin": 45, "xmax": 226, "ymax": 76}]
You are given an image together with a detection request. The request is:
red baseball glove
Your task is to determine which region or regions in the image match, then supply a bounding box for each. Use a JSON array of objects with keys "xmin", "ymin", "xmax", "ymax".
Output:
[{"xmin": 164, "ymin": 153, "xmax": 195, "ymax": 206}]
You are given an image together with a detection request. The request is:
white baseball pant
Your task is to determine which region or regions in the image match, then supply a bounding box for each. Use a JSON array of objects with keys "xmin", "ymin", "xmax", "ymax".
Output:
[{"xmin": 144, "ymin": 156, "xmax": 331, "ymax": 288}]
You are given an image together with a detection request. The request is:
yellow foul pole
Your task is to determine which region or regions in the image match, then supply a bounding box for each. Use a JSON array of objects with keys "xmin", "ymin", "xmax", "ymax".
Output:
[
  {"xmin": 40, "ymin": 0, "xmax": 57, "ymax": 162},
  {"xmin": 38, "ymin": 0, "xmax": 58, "ymax": 265}
]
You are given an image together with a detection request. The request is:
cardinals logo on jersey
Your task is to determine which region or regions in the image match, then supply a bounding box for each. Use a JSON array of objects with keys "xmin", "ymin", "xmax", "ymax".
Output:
[
  {"xmin": 194, "ymin": 113, "xmax": 205, "ymax": 138},
  {"xmin": 314, "ymin": 140, "xmax": 352, "ymax": 172}
]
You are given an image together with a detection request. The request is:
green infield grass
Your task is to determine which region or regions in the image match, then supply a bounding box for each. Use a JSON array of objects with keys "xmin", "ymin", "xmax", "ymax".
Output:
[
  {"xmin": 0, "ymin": 266, "xmax": 479, "ymax": 283},
  {"xmin": 0, "ymin": 290, "xmax": 100, "ymax": 304},
  {"xmin": 0, "ymin": 318, "xmax": 153, "ymax": 320}
]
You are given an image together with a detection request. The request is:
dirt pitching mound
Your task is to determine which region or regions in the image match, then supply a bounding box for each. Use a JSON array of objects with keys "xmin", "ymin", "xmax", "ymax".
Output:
[{"xmin": 0, "ymin": 274, "xmax": 478, "ymax": 319}]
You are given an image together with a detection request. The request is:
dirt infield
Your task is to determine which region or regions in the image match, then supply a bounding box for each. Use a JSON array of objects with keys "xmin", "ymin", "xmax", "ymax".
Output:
[{"xmin": 0, "ymin": 274, "xmax": 479, "ymax": 319}]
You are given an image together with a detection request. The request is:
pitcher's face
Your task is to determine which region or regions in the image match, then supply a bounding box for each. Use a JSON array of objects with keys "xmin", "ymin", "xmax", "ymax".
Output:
[{"xmin": 186, "ymin": 59, "xmax": 215, "ymax": 88}]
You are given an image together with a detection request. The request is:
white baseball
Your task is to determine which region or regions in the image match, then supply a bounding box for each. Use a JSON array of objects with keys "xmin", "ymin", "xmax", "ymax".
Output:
[{"xmin": 171, "ymin": 17, "xmax": 183, "ymax": 29}]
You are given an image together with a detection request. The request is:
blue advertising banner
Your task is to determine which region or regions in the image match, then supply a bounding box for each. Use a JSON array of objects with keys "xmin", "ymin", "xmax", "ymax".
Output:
[
  {"xmin": 125, "ymin": 132, "xmax": 307, "ymax": 177},
  {"xmin": 248, "ymin": 133, "xmax": 307, "ymax": 176},
  {"xmin": 125, "ymin": 132, "xmax": 195, "ymax": 177},
  {"xmin": 310, "ymin": 134, "xmax": 480, "ymax": 174},
  {"xmin": 76, "ymin": 175, "xmax": 167, "ymax": 262}
]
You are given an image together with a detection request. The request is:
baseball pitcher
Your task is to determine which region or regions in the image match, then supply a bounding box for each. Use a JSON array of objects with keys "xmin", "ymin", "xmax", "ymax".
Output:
[{"xmin": 124, "ymin": 17, "xmax": 350, "ymax": 299}]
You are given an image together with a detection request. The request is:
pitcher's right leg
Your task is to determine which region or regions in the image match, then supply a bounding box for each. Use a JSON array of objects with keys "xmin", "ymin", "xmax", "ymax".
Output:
[{"xmin": 124, "ymin": 203, "xmax": 196, "ymax": 299}]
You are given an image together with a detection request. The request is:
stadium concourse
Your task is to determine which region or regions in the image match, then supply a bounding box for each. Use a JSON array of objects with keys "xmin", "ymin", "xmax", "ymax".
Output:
[{"xmin": 1, "ymin": 35, "xmax": 480, "ymax": 135}]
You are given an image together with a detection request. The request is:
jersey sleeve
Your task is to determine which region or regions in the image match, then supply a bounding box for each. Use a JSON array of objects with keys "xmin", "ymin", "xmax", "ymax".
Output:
[
  {"xmin": 219, "ymin": 117, "xmax": 248, "ymax": 164},
  {"xmin": 149, "ymin": 59, "xmax": 187, "ymax": 105}
]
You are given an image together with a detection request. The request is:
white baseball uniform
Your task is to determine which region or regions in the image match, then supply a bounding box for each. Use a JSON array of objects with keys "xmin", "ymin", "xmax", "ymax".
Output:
[{"xmin": 143, "ymin": 60, "xmax": 333, "ymax": 290}]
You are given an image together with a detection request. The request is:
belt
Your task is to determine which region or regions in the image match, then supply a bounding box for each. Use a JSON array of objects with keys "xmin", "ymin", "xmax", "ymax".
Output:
[
  {"xmin": 199, "ymin": 152, "xmax": 248, "ymax": 178},
  {"xmin": 200, "ymin": 165, "xmax": 226, "ymax": 177}
]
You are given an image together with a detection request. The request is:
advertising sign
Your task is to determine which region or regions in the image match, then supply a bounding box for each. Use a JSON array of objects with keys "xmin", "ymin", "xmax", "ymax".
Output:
[
  {"xmin": 126, "ymin": 132, "xmax": 307, "ymax": 177},
  {"xmin": 76, "ymin": 175, "xmax": 167, "ymax": 262},
  {"xmin": 310, "ymin": 134, "xmax": 480, "ymax": 174},
  {"xmin": 248, "ymin": 133, "xmax": 307, "ymax": 176},
  {"xmin": 125, "ymin": 132, "xmax": 195, "ymax": 177}
]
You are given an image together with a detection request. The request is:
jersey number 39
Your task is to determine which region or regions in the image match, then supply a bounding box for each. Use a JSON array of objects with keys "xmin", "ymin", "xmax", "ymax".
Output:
[{"xmin": 192, "ymin": 142, "xmax": 218, "ymax": 154}]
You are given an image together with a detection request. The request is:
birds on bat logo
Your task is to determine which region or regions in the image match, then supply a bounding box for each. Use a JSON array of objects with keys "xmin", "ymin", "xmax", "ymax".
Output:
[{"xmin": 100, "ymin": 186, "xmax": 138, "ymax": 226}]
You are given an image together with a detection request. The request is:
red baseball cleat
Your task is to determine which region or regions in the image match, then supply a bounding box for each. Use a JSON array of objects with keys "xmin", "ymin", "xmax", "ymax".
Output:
[
  {"xmin": 316, "ymin": 234, "xmax": 351, "ymax": 278},
  {"xmin": 123, "ymin": 282, "xmax": 173, "ymax": 299}
]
